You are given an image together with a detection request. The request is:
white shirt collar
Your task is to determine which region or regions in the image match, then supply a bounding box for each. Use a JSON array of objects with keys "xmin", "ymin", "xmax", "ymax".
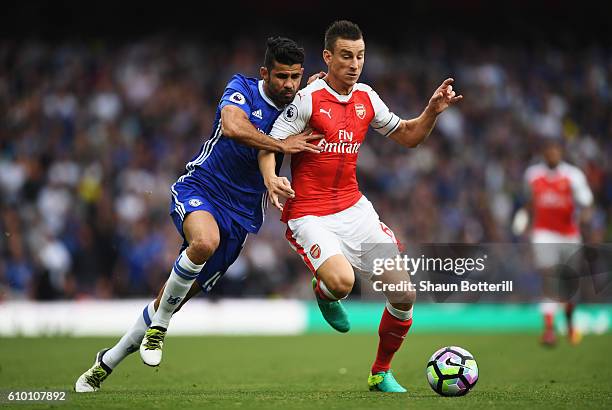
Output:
[
  {"xmin": 321, "ymin": 78, "xmax": 354, "ymax": 102},
  {"xmin": 258, "ymin": 80, "xmax": 283, "ymax": 110}
]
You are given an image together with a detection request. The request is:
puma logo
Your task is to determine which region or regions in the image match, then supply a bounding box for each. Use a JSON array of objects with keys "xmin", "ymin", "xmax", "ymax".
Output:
[{"xmin": 319, "ymin": 107, "xmax": 332, "ymax": 119}]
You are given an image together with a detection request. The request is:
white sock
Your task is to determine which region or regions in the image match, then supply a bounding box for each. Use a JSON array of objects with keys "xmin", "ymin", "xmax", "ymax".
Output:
[
  {"xmin": 318, "ymin": 279, "xmax": 344, "ymax": 301},
  {"xmin": 151, "ymin": 250, "xmax": 204, "ymax": 329},
  {"xmin": 385, "ymin": 300, "xmax": 413, "ymax": 321},
  {"xmin": 103, "ymin": 301, "xmax": 156, "ymax": 369}
]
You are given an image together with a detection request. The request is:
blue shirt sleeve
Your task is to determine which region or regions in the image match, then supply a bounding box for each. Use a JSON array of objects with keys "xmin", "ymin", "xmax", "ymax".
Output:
[{"xmin": 219, "ymin": 74, "xmax": 253, "ymax": 116}]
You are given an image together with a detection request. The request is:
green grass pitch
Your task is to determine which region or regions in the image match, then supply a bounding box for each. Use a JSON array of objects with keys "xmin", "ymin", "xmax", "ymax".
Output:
[{"xmin": 1, "ymin": 333, "xmax": 611, "ymax": 409}]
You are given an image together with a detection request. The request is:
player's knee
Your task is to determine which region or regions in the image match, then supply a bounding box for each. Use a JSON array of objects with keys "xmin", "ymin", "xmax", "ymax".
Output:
[
  {"xmin": 405, "ymin": 287, "xmax": 417, "ymax": 306},
  {"xmin": 188, "ymin": 236, "xmax": 219, "ymax": 263},
  {"xmin": 392, "ymin": 288, "xmax": 416, "ymax": 311},
  {"xmin": 326, "ymin": 274, "xmax": 354, "ymax": 298}
]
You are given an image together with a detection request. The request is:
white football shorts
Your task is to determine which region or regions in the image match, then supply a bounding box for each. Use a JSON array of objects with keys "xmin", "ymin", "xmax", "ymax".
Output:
[
  {"xmin": 284, "ymin": 195, "xmax": 402, "ymax": 277},
  {"xmin": 531, "ymin": 229, "xmax": 582, "ymax": 269}
]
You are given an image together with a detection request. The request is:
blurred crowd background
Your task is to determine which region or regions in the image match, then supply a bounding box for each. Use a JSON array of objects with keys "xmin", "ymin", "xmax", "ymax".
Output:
[{"xmin": 1, "ymin": 2, "xmax": 611, "ymax": 301}]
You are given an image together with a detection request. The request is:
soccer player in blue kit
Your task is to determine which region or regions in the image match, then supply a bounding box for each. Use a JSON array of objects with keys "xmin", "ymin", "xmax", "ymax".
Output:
[{"xmin": 75, "ymin": 37, "xmax": 321, "ymax": 392}]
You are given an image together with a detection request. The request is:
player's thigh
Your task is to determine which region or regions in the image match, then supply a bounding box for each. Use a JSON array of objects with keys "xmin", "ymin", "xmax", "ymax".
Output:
[
  {"xmin": 171, "ymin": 181, "xmax": 221, "ymax": 258},
  {"xmin": 316, "ymin": 254, "xmax": 355, "ymax": 295},
  {"xmin": 196, "ymin": 222, "xmax": 248, "ymax": 293},
  {"xmin": 336, "ymin": 198, "xmax": 402, "ymax": 278},
  {"xmin": 183, "ymin": 211, "xmax": 221, "ymax": 255},
  {"xmin": 286, "ymin": 216, "xmax": 350, "ymax": 283},
  {"xmin": 339, "ymin": 200, "xmax": 413, "ymax": 305}
]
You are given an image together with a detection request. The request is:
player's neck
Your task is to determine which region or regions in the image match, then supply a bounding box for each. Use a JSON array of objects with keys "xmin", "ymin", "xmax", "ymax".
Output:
[
  {"xmin": 261, "ymin": 82, "xmax": 283, "ymax": 108},
  {"xmin": 324, "ymin": 74, "xmax": 353, "ymax": 96}
]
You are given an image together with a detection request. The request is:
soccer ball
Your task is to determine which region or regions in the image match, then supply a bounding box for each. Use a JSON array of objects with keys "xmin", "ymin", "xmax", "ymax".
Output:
[{"xmin": 426, "ymin": 346, "xmax": 478, "ymax": 396}]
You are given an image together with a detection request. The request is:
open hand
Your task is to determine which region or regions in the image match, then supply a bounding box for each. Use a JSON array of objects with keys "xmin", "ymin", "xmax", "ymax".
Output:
[{"xmin": 428, "ymin": 78, "xmax": 463, "ymax": 114}]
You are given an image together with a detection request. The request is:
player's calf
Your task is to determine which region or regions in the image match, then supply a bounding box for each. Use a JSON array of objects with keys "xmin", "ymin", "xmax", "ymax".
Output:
[
  {"xmin": 371, "ymin": 301, "xmax": 413, "ymax": 378},
  {"xmin": 141, "ymin": 249, "xmax": 205, "ymax": 366},
  {"xmin": 387, "ymin": 284, "xmax": 416, "ymax": 311},
  {"xmin": 376, "ymin": 267, "xmax": 416, "ymax": 308}
]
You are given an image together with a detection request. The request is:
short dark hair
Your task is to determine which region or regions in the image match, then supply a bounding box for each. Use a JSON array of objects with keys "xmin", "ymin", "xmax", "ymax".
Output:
[
  {"xmin": 264, "ymin": 37, "xmax": 305, "ymax": 70},
  {"xmin": 324, "ymin": 20, "xmax": 363, "ymax": 51}
]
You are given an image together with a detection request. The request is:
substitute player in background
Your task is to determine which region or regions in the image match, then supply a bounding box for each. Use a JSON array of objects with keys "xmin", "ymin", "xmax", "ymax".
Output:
[
  {"xmin": 514, "ymin": 137, "xmax": 593, "ymax": 346},
  {"xmin": 75, "ymin": 37, "xmax": 321, "ymax": 392},
  {"xmin": 259, "ymin": 21, "xmax": 462, "ymax": 393}
]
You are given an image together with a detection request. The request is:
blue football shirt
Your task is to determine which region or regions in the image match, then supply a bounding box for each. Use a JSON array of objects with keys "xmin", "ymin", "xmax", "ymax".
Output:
[{"xmin": 176, "ymin": 74, "xmax": 284, "ymax": 233}]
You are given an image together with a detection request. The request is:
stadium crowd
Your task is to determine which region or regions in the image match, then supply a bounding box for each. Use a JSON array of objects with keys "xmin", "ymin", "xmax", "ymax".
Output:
[{"xmin": 1, "ymin": 35, "xmax": 611, "ymax": 301}]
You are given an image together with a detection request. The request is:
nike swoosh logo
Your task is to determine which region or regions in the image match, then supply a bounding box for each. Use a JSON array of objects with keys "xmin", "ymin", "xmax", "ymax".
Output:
[{"xmin": 445, "ymin": 358, "xmax": 471, "ymax": 369}]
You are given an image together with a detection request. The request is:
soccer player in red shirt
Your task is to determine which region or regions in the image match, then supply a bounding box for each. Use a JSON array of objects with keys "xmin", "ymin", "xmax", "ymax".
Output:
[
  {"xmin": 515, "ymin": 137, "xmax": 593, "ymax": 346},
  {"xmin": 259, "ymin": 20, "xmax": 462, "ymax": 392}
]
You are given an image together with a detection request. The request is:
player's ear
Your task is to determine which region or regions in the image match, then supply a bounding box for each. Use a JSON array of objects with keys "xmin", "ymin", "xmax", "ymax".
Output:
[
  {"xmin": 323, "ymin": 49, "xmax": 332, "ymax": 66},
  {"xmin": 260, "ymin": 66, "xmax": 269, "ymax": 81}
]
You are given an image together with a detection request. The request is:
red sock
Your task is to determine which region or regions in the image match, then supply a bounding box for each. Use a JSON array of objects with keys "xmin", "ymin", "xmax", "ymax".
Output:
[
  {"xmin": 371, "ymin": 308, "xmax": 412, "ymax": 374},
  {"xmin": 544, "ymin": 312, "xmax": 554, "ymax": 331}
]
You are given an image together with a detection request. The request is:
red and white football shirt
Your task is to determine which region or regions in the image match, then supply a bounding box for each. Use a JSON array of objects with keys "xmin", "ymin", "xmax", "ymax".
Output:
[
  {"xmin": 525, "ymin": 162, "xmax": 593, "ymax": 236},
  {"xmin": 269, "ymin": 78, "xmax": 401, "ymax": 222}
]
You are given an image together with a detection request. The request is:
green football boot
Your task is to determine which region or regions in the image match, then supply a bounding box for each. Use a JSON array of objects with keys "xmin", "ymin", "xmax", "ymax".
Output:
[
  {"xmin": 312, "ymin": 277, "xmax": 350, "ymax": 333},
  {"xmin": 368, "ymin": 370, "xmax": 407, "ymax": 393}
]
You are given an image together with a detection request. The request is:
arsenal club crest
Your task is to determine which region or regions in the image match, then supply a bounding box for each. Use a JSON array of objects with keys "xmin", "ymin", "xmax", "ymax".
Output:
[
  {"xmin": 310, "ymin": 244, "xmax": 321, "ymax": 259},
  {"xmin": 355, "ymin": 103, "xmax": 366, "ymax": 119}
]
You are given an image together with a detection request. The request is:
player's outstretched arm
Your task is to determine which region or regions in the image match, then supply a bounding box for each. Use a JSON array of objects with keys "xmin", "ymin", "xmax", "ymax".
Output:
[
  {"xmin": 258, "ymin": 150, "xmax": 294, "ymax": 211},
  {"xmin": 221, "ymin": 106, "xmax": 322, "ymax": 154},
  {"xmin": 222, "ymin": 105, "xmax": 285, "ymax": 152},
  {"xmin": 389, "ymin": 78, "xmax": 462, "ymax": 148}
]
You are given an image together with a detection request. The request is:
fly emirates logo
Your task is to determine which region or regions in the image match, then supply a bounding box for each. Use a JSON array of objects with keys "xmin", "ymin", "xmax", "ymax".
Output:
[{"xmin": 317, "ymin": 129, "xmax": 361, "ymax": 154}]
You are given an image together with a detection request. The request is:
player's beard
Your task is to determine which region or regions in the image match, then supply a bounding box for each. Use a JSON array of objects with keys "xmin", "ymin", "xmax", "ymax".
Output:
[{"xmin": 276, "ymin": 90, "xmax": 296, "ymax": 105}]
